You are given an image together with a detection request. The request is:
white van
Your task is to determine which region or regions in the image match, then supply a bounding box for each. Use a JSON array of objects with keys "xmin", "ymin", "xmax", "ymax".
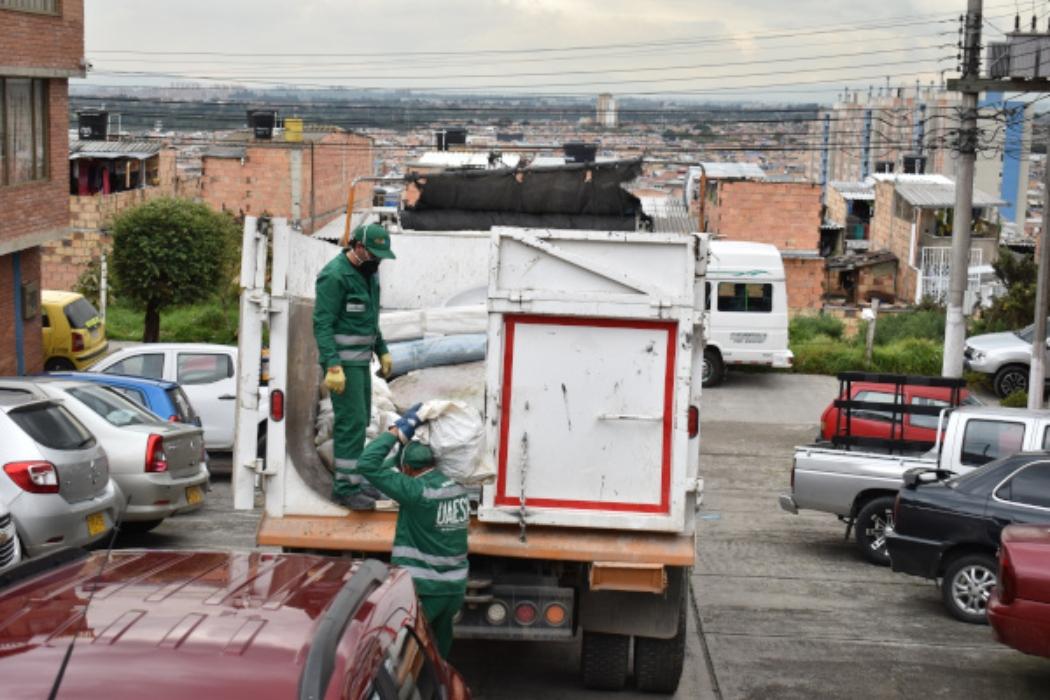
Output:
[{"xmin": 703, "ymin": 240, "xmax": 793, "ymax": 386}]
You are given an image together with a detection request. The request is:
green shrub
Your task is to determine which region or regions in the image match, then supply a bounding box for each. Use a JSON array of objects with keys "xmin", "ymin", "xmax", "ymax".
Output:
[
  {"xmin": 873, "ymin": 310, "xmax": 945, "ymax": 345},
  {"xmin": 792, "ymin": 337, "xmax": 864, "ymax": 375},
  {"xmin": 1001, "ymin": 389, "xmax": 1028, "ymax": 408},
  {"xmin": 74, "ymin": 257, "xmax": 105, "ymax": 307},
  {"xmin": 870, "ymin": 338, "xmax": 943, "ymax": 375},
  {"xmin": 790, "ymin": 315, "xmax": 844, "ymax": 344}
]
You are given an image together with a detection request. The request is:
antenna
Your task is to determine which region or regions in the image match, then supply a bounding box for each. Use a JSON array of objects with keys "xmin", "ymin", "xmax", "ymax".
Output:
[{"xmin": 46, "ymin": 497, "xmax": 131, "ymax": 700}]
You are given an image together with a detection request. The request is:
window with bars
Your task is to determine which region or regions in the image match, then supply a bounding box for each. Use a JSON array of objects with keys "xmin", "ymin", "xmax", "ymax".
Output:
[
  {"xmin": 0, "ymin": 78, "xmax": 49, "ymax": 186},
  {"xmin": 0, "ymin": 0, "xmax": 58, "ymax": 14}
]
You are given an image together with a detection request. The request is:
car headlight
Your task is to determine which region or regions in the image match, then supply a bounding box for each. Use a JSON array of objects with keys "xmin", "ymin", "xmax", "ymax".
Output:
[{"xmin": 968, "ymin": 348, "xmax": 985, "ymax": 361}]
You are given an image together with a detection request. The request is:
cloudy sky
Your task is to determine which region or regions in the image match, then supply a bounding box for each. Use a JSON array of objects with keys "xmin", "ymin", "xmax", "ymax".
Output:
[{"xmin": 81, "ymin": 0, "xmax": 1022, "ymax": 102}]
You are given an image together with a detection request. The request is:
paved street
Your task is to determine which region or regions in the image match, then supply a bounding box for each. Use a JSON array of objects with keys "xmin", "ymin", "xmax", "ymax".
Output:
[{"xmin": 114, "ymin": 372, "xmax": 1050, "ymax": 699}]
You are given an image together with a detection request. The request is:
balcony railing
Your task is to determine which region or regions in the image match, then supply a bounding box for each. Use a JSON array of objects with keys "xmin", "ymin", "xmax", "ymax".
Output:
[{"xmin": 0, "ymin": 0, "xmax": 58, "ymax": 14}]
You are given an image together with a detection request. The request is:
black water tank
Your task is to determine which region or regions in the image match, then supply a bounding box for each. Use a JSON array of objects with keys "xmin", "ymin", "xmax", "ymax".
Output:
[
  {"xmin": 77, "ymin": 110, "xmax": 108, "ymax": 141},
  {"xmin": 248, "ymin": 110, "xmax": 278, "ymax": 139},
  {"xmin": 563, "ymin": 142, "xmax": 598, "ymax": 163}
]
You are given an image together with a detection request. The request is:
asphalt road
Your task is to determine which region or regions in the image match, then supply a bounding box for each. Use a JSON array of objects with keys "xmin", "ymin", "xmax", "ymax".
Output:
[{"xmin": 114, "ymin": 371, "xmax": 1050, "ymax": 699}]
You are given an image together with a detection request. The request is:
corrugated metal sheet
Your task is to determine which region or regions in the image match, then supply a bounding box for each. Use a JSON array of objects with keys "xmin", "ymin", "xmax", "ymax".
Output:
[
  {"xmin": 202, "ymin": 146, "xmax": 247, "ymax": 159},
  {"xmin": 640, "ymin": 197, "xmax": 693, "ymax": 234},
  {"xmin": 828, "ymin": 181, "xmax": 875, "ymax": 201},
  {"xmin": 69, "ymin": 140, "xmax": 162, "ymax": 160},
  {"xmin": 694, "ymin": 162, "xmax": 767, "ymax": 180},
  {"xmin": 895, "ymin": 181, "xmax": 1005, "ymax": 208},
  {"xmin": 410, "ymin": 152, "xmax": 521, "ymax": 169}
]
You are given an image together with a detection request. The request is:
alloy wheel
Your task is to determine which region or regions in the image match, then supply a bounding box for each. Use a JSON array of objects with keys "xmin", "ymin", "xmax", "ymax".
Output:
[{"xmin": 951, "ymin": 564, "xmax": 995, "ymax": 616}]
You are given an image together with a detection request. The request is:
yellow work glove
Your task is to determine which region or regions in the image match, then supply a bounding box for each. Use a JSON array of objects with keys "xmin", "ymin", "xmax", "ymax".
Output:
[
  {"xmin": 324, "ymin": 366, "xmax": 346, "ymax": 394},
  {"xmin": 380, "ymin": 353, "xmax": 393, "ymax": 378}
]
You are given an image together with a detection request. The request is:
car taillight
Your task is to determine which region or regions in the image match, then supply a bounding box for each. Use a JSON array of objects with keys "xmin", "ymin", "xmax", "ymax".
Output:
[
  {"xmin": 687, "ymin": 405, "xmax": 699, "ymax": 438},
  {"xmin": 145, "ymin": 434, "xmax": 168, "ymax": 473},
  {"xmin": 71, "ymin": 332, "xmax": 84, "ymax": 352},
  {"xmin": 3, "ymin": 461, "xmax": 60, "ymax": 494},
  {"xmin": 168, "ymin": 414, "xmax": 179, "ymax": 422},
  {"xmin": 998, "ymin": 548, "xmax": 1017, "ymax": 605},
  {"xmin": 270, "ymin": 389, "xmax": 285, "ymax": 422},
  {"xmin": 514, "ymin": 602, "xmax": 537, "ymax": 626},
  {"xmin": 543, "ymin": 603, "xmax": 567, "ymax": 626}
]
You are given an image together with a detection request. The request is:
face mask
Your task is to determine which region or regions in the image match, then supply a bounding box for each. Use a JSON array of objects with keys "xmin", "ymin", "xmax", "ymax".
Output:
[{"xmin": 359, "ymin": 259, "xmax": 380, "ymax": 276}]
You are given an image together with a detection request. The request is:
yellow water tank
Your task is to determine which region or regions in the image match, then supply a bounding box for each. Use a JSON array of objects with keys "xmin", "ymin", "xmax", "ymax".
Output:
[{"xmin": 284, "ymin": 117, "xmax": 303, "ymax": 142}]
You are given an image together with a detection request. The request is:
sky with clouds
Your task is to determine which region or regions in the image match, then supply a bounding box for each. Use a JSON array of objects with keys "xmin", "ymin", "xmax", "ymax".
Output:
[{"xmin": 80, "ymin": 0, "xmax": 1026, "ymax": 102}]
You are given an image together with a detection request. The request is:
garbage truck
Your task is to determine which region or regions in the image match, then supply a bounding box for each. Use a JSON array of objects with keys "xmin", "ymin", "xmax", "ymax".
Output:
[{"xmin": 233, "ymin": 213, "xmax": 706, "ymax": 692}]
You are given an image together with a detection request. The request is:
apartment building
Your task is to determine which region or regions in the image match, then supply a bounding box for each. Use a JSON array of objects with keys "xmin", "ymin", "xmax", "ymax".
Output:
[{"xmin": 0, "ymin": 0, "xmax": 85, "ymax": 375}]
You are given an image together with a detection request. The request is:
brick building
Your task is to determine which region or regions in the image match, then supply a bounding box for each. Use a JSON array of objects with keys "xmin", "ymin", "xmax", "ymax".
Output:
[
  {"xmin": 200, "ymin": 126, "xmax": 374, "ymax": 234},
  {"xmin": 702, "ymin": 177, "xmax": 825, "ymax": 312},
  {"xmin": 0, "ymin": 0, "xmax": 84, "ymax": 375}
]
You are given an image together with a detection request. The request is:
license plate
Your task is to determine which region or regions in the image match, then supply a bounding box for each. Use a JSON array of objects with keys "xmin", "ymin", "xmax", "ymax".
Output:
[
  {"xmin": 86, "ymin": 512, "xmax": 107, "ymax": 537},
  {"xmin": 186, "ymin": 486, "xmax": 203, "ymax": 506}
]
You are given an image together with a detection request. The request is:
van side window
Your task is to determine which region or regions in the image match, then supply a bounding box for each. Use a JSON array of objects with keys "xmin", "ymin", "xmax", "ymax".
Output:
[
  {"xmin": 717, "ymin": 283, "xmax": 772, "ymax": 313},
  {"xmin": 960, "ymin": 419, "xmax": 1025, "ymax": 467}
]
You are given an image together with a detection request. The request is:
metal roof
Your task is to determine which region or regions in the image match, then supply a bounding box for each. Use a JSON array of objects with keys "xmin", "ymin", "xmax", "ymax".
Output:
[
  {"xmin": 202, "ymin": 146, "xmax": 247, "ymax": 159},
  {"xmin": 828, "ymin": 181, "xmax": 875, "ymax": 201},
  {"xmin": 408, "ymin": 151, "xmax": 521, "ymax": 169},
  {"xmin": 639, "ymin": 197, "xmax": 693, "ymax": 234},
  {"xmin": 894, "ymin": 180, "xmax": 1005, "ymax": 208},
  {"xmin": 693, "ymin": 162, "xmax": 767, "ymax": 180},
  {"xmin": 69, "ymin": 140, "xmax": 162, "ymax": 160}
]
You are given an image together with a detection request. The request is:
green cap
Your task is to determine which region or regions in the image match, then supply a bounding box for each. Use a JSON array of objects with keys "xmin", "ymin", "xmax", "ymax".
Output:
[
  {"xmin": 401, "ymin": 441, "xmax": 434, "ymax": 470},
  {"xmin": 352, "ymin": 223, "xmax": 396, "ymax": 260}
]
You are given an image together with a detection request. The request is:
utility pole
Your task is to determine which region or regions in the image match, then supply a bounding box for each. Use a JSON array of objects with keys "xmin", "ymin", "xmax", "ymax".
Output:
[
  {"xmin": 942, "ymin": 0, "xmax": 982, "ymax": 378},
  {"xmin": 1028, "ymin": 137, "xmax": 1050, "ymax": 408}
]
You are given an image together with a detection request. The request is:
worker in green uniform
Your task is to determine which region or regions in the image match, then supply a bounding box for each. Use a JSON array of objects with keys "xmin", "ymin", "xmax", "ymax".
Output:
[
  {"xmin": 313, "ymin": 223, "xmax": 396, "ymax": 511},
  {"xmin": 356, "ymin": 404, "xmax": 469, "ymax": 658}
]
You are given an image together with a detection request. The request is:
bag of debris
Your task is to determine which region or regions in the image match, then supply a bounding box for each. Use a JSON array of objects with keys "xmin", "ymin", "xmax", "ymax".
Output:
[{"xmin": 414, "ymin": 400, "xmax": 494, "ymax": 485}]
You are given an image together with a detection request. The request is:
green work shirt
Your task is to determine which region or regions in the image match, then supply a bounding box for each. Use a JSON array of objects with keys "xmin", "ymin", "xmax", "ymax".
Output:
[
  {"xmin": 313, "ymin": 252, "xmax": 388, "ymax": 368},
  {"xmin": 357, "ymin": 432, "xmax": 470, "ymax": 597}
]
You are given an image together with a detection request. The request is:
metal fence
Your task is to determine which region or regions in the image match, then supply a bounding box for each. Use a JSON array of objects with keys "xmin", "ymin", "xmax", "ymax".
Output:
[
  {"xmin": 920, "ymin": 246, "xmax": 982, "ymax": 304},
  {"xmin": 0, "ymin": 0, "xmax": 58, "ymax": 13}
]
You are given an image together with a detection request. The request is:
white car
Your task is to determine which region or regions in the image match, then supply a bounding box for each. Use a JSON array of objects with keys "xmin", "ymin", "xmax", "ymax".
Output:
[
  {"xmin": 0, "ymin": 501, "xmax": 19, "ymax": 573},
  {"xmin": 91, "ymin": 343, "xmax": 265, "ymax": 454},
  {"xmin": 0, "ymin": 378, "xmax": 209, "ymax": 533}
]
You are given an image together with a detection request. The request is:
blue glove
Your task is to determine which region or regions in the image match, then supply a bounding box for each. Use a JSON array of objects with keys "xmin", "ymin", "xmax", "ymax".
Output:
[{"xmin": 394, "ymin": 403, "xmax": 424, "ymax": 440}]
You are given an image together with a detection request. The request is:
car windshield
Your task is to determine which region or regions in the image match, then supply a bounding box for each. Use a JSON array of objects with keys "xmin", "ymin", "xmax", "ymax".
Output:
[
  {"xmin": 1014, "ymin": 318, "xmax": 1050, "ymax": 342},
  {"xmin": 8, "ymin": 403, "xmax": 96, "ymax": 450},
  {"xmin": 66, "ymin": 385, "xmax": 164, "ymax": 427},
  {"xmin": 64, "ymin": 297, "xmax": 100, "ymax": 329}
]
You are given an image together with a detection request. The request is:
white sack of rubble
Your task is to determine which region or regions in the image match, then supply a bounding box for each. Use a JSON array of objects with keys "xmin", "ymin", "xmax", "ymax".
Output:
[
  {"xmin": 381, "ymin": 305, "xmax": 487, "ymax": 342},
  {"xmin": 413, "ymin": 400, "xmax": 495, "ymax": 485},
  {"xmin": 316, "ymin": 373, "xmax": 400, "ymax": 469},
  {"xmin": 388, "ymin": 362, "xmax": 486, "ymax": 415}
]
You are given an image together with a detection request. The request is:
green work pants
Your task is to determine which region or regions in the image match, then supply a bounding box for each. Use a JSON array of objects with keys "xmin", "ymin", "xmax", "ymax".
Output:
[
  {"xmin": 330, "ymin": 365, "xmax": 372, "ymax": 498},
  {"xmin": 420, "ymin": 591, "xmax": 464, "ymax": 658}
]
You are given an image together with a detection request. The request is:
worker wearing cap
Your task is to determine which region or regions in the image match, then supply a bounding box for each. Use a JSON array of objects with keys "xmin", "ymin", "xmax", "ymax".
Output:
[
  {"xmin": 313, "ymin": 223, "xmax": 396, "ymax": 511},
  {"xmin": 356, "ymin": 404, "xmax": 469, "ymax": 658}
]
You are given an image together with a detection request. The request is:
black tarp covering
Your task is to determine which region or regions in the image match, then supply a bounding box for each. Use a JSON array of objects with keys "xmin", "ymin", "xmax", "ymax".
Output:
[{"xmin": 402, "ymin": 159, "xmax": 645, "ymax": 231}]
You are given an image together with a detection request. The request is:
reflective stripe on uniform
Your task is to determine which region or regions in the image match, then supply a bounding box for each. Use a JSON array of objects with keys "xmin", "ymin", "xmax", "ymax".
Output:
[
  {"xmin": 338, "ymin": 349, "xmax": 373, "ymax": 361},
  {"xmin": 422, "ymin": 485, "xmax": 469, "ymax": 500},
  {"xmin": 400, "ymin": 564, "xmax": 469, "ymax": 582},
  {"xmin": 334, "ymin": 458, "xmax": 358, "ymax": 469},
  {"xmin": 345, "ymin": 303, "xmax": 366, "ymax": 313},
  {"xmin": 334, "ymin": 333, "xmax": 376, "ymax": 346},
  {"xmin": 392, "ymin": 546, "xmax": 468, "ymax": 568},
  {"xmin": 334, "ymin": 472, "xmax": 363, "ymax": 484}
]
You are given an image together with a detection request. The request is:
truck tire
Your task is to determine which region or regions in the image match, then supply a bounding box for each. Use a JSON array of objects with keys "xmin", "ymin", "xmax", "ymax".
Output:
[
  {"xmin": 993, "ymin": 364, "xmax": 1028, "ymax": 399},
  {"xmin": 581, "ymin": 631, "xmax": 630, "ymax": 691},
  {"xmin": 633, "ymin": 602, "xmax": 687, "ymax": 694},
  {"xmin": 854, "ymin": 495, "xmax": 896, "ymax": 566},
  {"xmin": 702, "ymin": 348, "xmax": 724, "ymax": 388},
  {"xmin": 941, "ymin": 553, "xmax": 996, "ymax": 624}
]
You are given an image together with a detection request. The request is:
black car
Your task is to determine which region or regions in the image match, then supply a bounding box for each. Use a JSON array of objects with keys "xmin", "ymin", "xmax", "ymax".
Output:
[{"xmin": 886, "ymin": 452, "xmax": 1050, "ymax": 624}]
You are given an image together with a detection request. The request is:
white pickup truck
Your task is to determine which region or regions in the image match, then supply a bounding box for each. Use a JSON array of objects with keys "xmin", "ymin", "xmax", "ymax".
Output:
[
  {"xmin": 232, "ymin": 217, "xmax": 707, "ymax": 693},
  {"xmin": 780, "ymin": 406, "xmax": 1050, "ymax": 565}
]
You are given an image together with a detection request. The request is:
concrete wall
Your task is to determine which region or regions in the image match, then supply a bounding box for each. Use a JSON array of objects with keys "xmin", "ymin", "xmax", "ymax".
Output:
[
  {"xmin": 825, "ymin": 188, "xmax": 848, "ymax": 227},
  {"xmin": 869, "ymin": 181, "xmax": 919, "ymax": 301}
]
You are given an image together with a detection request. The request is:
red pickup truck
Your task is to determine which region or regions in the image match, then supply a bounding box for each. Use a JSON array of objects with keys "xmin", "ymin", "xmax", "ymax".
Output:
[
  {"xmin": 0, "ymin": 548, "xmax": 469, "ymax": 700},
  {"xmin": 989, "ymin": 524, "xmax": 1050, "ymax": 658}
]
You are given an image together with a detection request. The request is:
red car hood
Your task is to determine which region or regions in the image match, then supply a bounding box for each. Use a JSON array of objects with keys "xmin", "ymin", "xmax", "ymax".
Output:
[{"xmin": 0, "ymin": 549, "xmax": 385, "ymax": 700}]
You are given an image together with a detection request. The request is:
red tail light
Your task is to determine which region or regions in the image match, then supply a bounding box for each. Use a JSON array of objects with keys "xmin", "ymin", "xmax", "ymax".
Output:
[
  {"xmin": 270, "ymin": 389, "xmax": 285, "ymax": 422},
  {"xmin": 514, "ymin": 602, "xmax": 537, "ymax": 626},
  {"xmin": 168, "ymin": 415, "xmax": 179, "ymax": 422},
  {"xmin": 71, "ymin": 332, "xmax": 84, "ymax": 352},
  {"xmin": 3, "ymin": 461, "xmax": 60, "ymax": 494},
  {"xmin": 998, "ymin": 548, "xmax": 1017, "ymax": 605},
  {"xmin": 687, "ymin": 405, "xmax": 699, "ymax": 438},
  {"xmin": 145, "ymin": 434, "xmax": 168, "ymax": 473}
]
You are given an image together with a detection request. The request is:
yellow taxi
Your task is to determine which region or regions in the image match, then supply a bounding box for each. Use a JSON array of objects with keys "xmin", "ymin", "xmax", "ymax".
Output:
[{"xmin": 41, "ymin": 290, "xmax": 109, "ymax": 370}]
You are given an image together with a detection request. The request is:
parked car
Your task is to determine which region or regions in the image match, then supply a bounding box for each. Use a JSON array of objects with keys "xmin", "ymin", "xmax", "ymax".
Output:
[
  {"xmin": 819, "ymin": 381, "xmax": 981, "ymax": 446},
  {"xmin": 886, "ymin": 452, "xmax": 1050, "ymax": 623},
  {"xmin": 0, "ymin": 502, "xmax": 20, "ymax": 574},
  {"xmin": 964, "ymin": 319, "xmax": 1050, "ymax": 398},
  {"xmin": 91, "ymin": 343, "xmax": 264, "ymax": 454},
  {"xmin": 0, "ymin": 391, "xmax": 121, "ymax": 557},
  {"xmin": 988, "ymin": 524, "xmax": 1050, "ymax": 658},
  {"xmin": 0, "ymin": 550, "xmax": 471, "ymax": 700},
  {"xmin": 40, "ymin": 290, "xmax": 108, "ymax": 371},
  {"xmin": 0, "ymin": 378, "xmax": 208, "ymax": 533},
  {"xmin": 45, "ymin": 371, "xmax": 200, "ymax": 426}
]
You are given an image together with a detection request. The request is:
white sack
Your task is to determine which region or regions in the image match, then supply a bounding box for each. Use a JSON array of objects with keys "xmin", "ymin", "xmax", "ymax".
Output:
[
  {"xmin": 414, "ymin": 400, "xmax": 494, "ymax": 485},
  {"xmin": 380, "ymin": 305, "xmax": 487, "ymax": 342}
]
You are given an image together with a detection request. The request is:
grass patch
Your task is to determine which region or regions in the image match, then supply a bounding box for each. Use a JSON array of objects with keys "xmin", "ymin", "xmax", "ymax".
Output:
[
  {"xmin": 789, "ymin": 314, "xmax": 845, "ymax": 344},
  {"xmin": 104, "ymin": 297, "xmax": 239, "ymax": 345}
]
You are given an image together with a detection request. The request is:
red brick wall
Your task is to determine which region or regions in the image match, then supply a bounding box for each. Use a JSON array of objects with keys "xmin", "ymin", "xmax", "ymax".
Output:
[
  {"xmin": 0, "ymin": 247, "xmax": 43, "ymax": 376},
  {"xmin": 304, "ymin": 132, "xmax": 374, "ymax": 232},
  {"xmin": 707, "ymin": 181, "xmax": 822, "ymax": 250},
  {"xmin": 200, "ymin": 147, "xmax": 292, "ymax": 220},
  {"xmin": 784, "ymin": 257, "xmax": 824, "ymax": 312},
  {"xmin": 0, "ymin": 1, "xmax": 83, "ymax": 73}
]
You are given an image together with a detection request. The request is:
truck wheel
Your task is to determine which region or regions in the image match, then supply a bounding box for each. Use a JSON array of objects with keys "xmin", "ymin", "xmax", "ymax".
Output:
[
  {"xmin": 702, "ymin": 348, "xmax": 724, "ymax": 388},
  {"xmin": 634, "ymin": 603, "xmax": 687, "ymax": 694},
  {"xmin": 993, "ymin": 364, "xmax": 1028, "ymax": 399},
  {"xmin": 941, "ymin": 553, "xmax": 996, "ymax": 624},
  {"xmin": 581, "ymin": 631, "xmax": 630, "ymax": 691},
  {"xmin": 854, "ymin": 496, "xmax": 896, "ymax": 566}
]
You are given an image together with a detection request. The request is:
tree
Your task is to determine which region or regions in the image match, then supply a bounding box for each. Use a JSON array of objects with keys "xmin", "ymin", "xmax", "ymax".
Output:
[
  {"xmin": 111, "ymin": 198, "xmax": 238, "ymax": 342},
  {"xmin": 969, "ymin": 246, "xmax": 1038, "ymax": 335}
]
